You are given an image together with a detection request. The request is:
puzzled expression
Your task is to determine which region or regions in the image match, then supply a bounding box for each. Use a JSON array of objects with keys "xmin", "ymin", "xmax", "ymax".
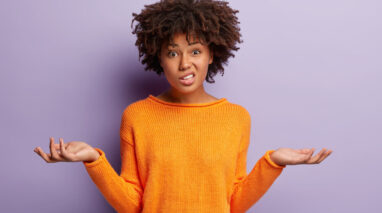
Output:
[{"xmin": 158, "ymin": 33, "xmax": 213, "ymax": 93}]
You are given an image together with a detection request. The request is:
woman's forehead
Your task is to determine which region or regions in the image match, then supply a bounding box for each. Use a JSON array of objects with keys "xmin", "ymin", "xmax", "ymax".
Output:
[{"xmin": 164, "ymin": 33, "xmax": 207, "ymax": 46}]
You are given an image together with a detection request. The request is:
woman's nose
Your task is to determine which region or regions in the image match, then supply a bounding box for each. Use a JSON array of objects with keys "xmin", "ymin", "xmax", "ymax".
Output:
[{"xmin": 179, "ymin": 55, "xmax": 191, "ymax": 71}]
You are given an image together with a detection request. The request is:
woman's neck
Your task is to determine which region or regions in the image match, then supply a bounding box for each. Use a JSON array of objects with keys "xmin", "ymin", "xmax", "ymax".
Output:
[{"xmin": 156, "ymin": 87, "xmax": 219, "ymax": 104}]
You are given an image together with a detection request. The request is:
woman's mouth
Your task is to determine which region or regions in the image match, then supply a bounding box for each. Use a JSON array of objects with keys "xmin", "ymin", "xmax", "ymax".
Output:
[{"xmin": 179, "ymin": 73, "xmax": 195, "ymax": 86}]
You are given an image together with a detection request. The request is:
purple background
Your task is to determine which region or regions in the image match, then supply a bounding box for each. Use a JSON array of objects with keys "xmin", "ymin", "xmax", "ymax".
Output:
[{"xmin": 1, "ymin": 0, "xmax": 381, "ymax": 212}]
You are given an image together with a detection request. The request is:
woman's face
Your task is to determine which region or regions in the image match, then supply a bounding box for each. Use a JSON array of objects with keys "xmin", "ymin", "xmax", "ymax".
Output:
[{"xmin": 158, "ymin": 33, "xmax": 213, "ymax": 95}]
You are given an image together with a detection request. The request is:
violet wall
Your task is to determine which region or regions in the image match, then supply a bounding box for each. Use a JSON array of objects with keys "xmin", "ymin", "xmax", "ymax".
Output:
[{"xmin": 1, "ymin": 0, "xmax": 381, "ymax": 212}]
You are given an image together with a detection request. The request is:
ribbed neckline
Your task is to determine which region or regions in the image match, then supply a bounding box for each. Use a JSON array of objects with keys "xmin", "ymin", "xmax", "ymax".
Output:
[{"xmin": 147, "ymin": 94, "xmax": 228, "ymax": 107}]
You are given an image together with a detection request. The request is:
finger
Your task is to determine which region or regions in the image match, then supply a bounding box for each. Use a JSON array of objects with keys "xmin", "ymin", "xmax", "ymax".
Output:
[
  {"xmin": 317, "ymin": 149, "xmax": 333, "ymax": 163},
  {"xmin": 36, "ymin": 147, "xmax": 56, "ymax": 163},
  {"xmin": 34, "ymin": 147, "xmax": 41, "ymax": 156},
  {"xmin": 50, "ymin": 137, "xmax": 62, "ymax": 161},
  {"xmin": 52, "ymin": 143, "xmax": 61, "ymax": 150},
  {"xmin": 306, "ymin": 148, "xmax": 315, "ymax": 157},
  {"xmin": 306, "ymin": 148, "xmax": 326, "ymax": 164},
  {"xmin": 53, "ymin": 142, "xmax": 69, "ymax": 150},
  {"xmin": 303, "ymin": 148, "xmax": 315, "ymax": 161},
  {"xmin": 34, "ymin": 147, "xmax": 43, "ymax": 158},
  {"xmin": 59, "ymin": 138, "xmax": 70, "ymax": 161},
  {"xmin": 313, "ymin": 148, "xmax": 328, "ymax": 164}
]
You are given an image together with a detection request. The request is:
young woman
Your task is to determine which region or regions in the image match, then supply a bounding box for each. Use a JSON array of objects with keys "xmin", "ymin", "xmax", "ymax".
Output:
[{"xmin": 34, "ymin": 0, "xmax": 333, "ymax": 212}]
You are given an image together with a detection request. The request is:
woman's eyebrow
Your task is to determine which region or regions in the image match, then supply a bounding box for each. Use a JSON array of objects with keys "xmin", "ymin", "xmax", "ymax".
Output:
[{"xmin": 168, "ymin": 41, "xmax": 201, "ymax": 47}]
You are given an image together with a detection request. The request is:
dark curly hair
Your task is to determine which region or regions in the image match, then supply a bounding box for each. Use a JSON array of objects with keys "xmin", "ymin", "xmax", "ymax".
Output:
[{"xmin": 131, "ymin": 0, "xmax": 242, "ymax": 83}]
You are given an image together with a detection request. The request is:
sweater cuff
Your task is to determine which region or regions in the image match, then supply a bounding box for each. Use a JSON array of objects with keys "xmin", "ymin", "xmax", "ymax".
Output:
[
  {"xmin": 264, "ymin": 150, "xmax": 286, "ymax": 169},
  {"xmin": 82, "ymin": 148, "xmax": 104, "ymax": 168}
]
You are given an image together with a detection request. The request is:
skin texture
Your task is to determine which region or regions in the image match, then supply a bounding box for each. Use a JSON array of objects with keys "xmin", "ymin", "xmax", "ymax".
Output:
[
  {"xmin": 156, "ymin": 33, "xmax": 218, "ymax": 104},
  {"xmin": 270, "ymin": 147, "xmax": 332, "ymax": 166},
  {"xmin": 34, "ymin": 137, "xmax": 100, "ymax": 163},
  {"xmin": 33, "ymin": 32, "xmax": 333, "ymax": 165}
]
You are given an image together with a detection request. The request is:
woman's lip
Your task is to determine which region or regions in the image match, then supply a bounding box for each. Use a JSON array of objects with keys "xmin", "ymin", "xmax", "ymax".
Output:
[
  {"xmin": 179, "ymin": 74, "xmax": 195, "ymax": 86},
  {"xmin": 179, "ymin": 72, "xmax": 195, "ymax": 79}
]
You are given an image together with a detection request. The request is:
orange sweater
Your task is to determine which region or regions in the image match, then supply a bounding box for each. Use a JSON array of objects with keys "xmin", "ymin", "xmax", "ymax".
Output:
[{"xmin": 83, "ymin": 94, "xmax": 285, "ymax": 213}]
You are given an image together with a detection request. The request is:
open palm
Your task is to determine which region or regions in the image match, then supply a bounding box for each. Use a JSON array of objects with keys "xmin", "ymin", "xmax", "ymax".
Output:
[
  {"xmin": 34, "ymin": 137, "xmax": 99, "ymax": 163},
  {"xmin": 270, "ymin": 147, "xmax": 333, "ymax": 166}
]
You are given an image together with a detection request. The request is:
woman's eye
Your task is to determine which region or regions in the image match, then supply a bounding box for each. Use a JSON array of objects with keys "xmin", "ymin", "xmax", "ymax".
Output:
[
  {"xmin": 192, "ymin": 50, "xmax": 201, "ymax": 55},
  {"xmin": 168, "ymin": 51, "xmax": 177, "ymax": 57}
]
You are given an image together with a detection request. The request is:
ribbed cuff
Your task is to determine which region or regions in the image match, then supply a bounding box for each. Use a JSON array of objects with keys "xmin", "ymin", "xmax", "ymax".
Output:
[
  {"xmin": 82, "ymin": 148, "xmax": 105, "ymax": 168},
  {"xmin": 264, "ymin": 150, "xmax": 286, "ymax": 169}
]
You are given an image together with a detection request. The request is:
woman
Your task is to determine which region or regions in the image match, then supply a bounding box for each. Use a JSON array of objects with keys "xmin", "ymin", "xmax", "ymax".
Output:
[{"xmin": 34, "ymin": 0, "xmax": 332, "ymax": 212}]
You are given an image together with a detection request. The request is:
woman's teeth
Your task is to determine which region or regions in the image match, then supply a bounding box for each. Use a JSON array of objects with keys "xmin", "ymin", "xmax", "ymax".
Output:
[{"xmin": 182, "ymin": 74, "xmax": 194, "ymax": 80}]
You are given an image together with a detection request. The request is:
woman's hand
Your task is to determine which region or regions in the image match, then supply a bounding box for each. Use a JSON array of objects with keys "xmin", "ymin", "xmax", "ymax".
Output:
[
  {"xmin": 270, "ymin": 147, "xmax": 333, "ymax": 166},
  {"xmin": 34, "ymin": 137, "xmax": 100, "ymax": 163}
]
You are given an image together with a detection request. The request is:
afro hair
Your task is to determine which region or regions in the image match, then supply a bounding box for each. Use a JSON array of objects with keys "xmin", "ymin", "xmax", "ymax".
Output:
[{"xmin": 131, "ymin": 0, "xmax": 243, "ymax": 83}]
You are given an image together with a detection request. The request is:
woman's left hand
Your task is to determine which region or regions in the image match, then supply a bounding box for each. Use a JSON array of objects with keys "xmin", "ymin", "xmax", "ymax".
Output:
[{"xmin": 270, "ymin": 148, "xmax": 333, "ymax": 166}]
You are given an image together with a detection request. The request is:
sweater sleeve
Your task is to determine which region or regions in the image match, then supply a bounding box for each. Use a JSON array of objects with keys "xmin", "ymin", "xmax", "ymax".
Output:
[
  {"xmin": 230, "ymin": 113, "xmax": 286, "ymax": 213},
  {"xmin": 82, "ymin": 110, "xmax": 143, "ymax": 213}
]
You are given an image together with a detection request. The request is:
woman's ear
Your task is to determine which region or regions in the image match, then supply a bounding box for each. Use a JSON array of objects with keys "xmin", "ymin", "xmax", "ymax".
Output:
[{"xmin": 208, "ymin": 51, "xmax": 213, "ymax": 64}]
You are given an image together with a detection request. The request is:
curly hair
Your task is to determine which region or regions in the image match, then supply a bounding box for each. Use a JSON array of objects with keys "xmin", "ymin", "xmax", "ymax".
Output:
[{"xmin": 131, "ymin": 0, "xmax": 242, "ymax": 83}]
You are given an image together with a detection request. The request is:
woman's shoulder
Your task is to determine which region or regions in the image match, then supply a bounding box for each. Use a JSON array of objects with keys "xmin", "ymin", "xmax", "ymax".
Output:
[
  {"xmin": 122, "ymin": 96, "xmax": 150, "ymax": 114},
  {"xmin": 216, "ymin": 100, "xmax": 251, "ymax": 128},
  {"xmin": 224, "ymin": 100, "xmax": 251, "ymax": 116},
  {"xmin": 120, "ymin": 96, "xmax": 152, "ymax": 127}
]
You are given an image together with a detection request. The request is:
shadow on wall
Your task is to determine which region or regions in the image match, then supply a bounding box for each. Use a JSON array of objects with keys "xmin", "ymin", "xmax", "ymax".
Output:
[
  {"xmin": 118, "ymin": 53, "xmax": 169, "ymax": 103},
  {"xmin": 102, "ymin": 51, "xmax": 169, "ymax": 174}
]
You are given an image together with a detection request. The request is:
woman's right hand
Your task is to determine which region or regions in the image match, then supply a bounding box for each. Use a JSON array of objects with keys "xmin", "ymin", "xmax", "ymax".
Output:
[{"xmin": 34, "ymin": 137, "xmax": 100, "ymax": 163}]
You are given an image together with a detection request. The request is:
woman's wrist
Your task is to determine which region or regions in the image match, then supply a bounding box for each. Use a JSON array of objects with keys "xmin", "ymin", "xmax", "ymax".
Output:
[
  {"xmin": 269, "ymin": 150, "xmax": 285, "ymax": 167},
  {"xmin": 84, "ymin": 148, "xmax": 101, "ymax": 163}
]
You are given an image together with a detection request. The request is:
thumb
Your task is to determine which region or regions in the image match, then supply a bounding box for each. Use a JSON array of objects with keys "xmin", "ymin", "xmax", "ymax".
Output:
[{"xmin": 306, "ymin": 148, "xmax": 315, "ymax": 158}]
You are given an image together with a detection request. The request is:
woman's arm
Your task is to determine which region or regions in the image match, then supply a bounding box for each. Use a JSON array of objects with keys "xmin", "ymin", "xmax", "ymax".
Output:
[
  {"xmin": 230, "ymin": 146, "xmax": 285, "ymax": 212},
  {"xmin": 83, "ymin": 135, "xmax": 143, "ymax": 213},
  {"xmin": 229, "ymin": 107, "xmax": 333, "ymax": 212},
  {"xmin": 82, "ymin": 105, "xmax": 144, "ymax": 212},
  {"xmin": 229, "ymin": 131, "xmax": 332, "ymax": 213},
  {"xmin": 34, "ymin": 135, "xmax": 143, "ymax": 212}
]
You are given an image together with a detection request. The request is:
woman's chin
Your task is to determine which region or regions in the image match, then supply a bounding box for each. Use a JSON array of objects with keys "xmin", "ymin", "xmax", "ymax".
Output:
[{"xmin": 171, "ymin": 83, "xmax": 201, "ymax": 94}]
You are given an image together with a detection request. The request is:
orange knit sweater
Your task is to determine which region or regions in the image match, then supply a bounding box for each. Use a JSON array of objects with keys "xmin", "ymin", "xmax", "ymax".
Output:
[{"xmin": 83, "ymin": 94, "xmax": 285, "ymax": 213}]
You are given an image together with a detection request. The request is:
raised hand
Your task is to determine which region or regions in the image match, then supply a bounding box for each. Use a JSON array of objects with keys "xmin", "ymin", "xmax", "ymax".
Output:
[
  {"xmin": 270, "ymin": 147, "xmax": 333, "ymax": 166},
  {"xmin": 34, "ymin": 137, "xmax": 100, "ymax": 163}
]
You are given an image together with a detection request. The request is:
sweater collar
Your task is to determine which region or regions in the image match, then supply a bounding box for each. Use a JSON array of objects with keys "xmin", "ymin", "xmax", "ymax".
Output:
[{"xmin": 147, "ymin": 94, "xmax": 227, "ymax": 107}]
